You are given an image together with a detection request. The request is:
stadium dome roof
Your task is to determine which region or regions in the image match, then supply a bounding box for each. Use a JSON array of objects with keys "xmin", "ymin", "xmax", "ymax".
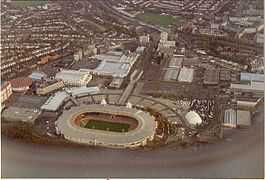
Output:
[{"xmin": 185, "ymin": 111, "xmax": 202, "ymax": 126}]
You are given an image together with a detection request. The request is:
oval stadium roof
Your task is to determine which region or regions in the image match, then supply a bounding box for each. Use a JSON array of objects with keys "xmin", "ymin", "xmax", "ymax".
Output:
[{"xmin": 185, "ymin": 111, "xmax": 202, "ymax": 126}]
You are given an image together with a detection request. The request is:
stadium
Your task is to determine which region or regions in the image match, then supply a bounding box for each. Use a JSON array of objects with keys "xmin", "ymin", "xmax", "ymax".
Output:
[
  {"xmin": 56, "ymin": 104, "xmax": 157, "ymax": 148},
  {"xmin": 48, "ymin": 86, "xmax": 188, "ymax": 148}
]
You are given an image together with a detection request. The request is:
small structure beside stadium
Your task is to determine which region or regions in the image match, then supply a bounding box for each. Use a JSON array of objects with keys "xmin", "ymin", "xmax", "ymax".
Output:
[{"xmin": 185, "ymin": 111, "xmax": 202, "ymax": 127}]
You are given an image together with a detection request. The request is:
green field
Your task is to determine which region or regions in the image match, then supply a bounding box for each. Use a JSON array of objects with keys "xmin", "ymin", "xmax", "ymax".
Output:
[
  {"xmin": 85, "ymin": 120, "xmax": 130, "ymax": 133},
  {"xmin": 136, "ymin": 12, "xmax": 184, "ymax": 27},
  {"xmin": 12, "ymin": 0, "xmax": 48, "ymax": 8}
]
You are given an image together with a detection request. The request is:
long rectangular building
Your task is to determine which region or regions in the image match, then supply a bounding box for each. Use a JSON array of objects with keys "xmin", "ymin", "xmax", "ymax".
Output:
[
  {"xmin": 178, "ymin": 67, "xmax": 194, "ymax": 83},
  {"xmin": 230, "ymin": 81, "xmax": 264, "ymax": 96},
  {"xmin": 55, "ymin": 70, "xmax": 92, "ymax": 87},
  {"xmin": 203, "ymin": 69, "xmax": 220, "ymax": 85},
  {"xmin": 240, "ymin": 72, "xmax": 264, "ymax": 82}
]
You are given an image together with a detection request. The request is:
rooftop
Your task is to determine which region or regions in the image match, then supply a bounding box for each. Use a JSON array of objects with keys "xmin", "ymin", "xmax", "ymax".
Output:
[
  {"xmin": 240, "ymin": 72, "xmax": 264, "ymax": 82},
  {"xmin": 178, "ymin": 67, "xmax": 194, "ymax": 83}
]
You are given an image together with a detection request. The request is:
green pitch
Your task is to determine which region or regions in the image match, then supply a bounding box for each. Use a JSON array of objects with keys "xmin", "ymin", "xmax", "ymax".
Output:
[
  {"xmin": 85, "ymin": 120, "xmax": 130, "ymax": 132},
  {"xmin": 12, "ymin": 0, "xmax": 48, "ymax": 8},
  {"xmin": 136, "ymin": 12, "xmax": 184, "ymax": 27}
]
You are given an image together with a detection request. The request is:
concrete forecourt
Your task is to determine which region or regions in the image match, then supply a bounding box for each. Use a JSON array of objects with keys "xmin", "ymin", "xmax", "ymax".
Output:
[{"xmin": 56, "ymin": 104, "xmax": 157, "ymax": 148}]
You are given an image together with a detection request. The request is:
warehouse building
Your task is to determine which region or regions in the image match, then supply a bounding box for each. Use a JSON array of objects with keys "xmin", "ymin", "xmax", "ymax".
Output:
[
  {"xmin": 41, "ymin": 86, "xmax": 99, "ymax": 111},
  {"xmin": 55, "ymin": 69, "xmax": 92, "ymax": 86},
  {"xmin": 109, "ymin": 78, "xmax": 124, "ymax": 88},
  {"xmin": 237, "ymin": 110, "xmax": 251, "ymax": 126},
  {"xmin": 41, "ymin": 91, "xmax": 69, "ymax": 112},
  {"xmin": 12, "ymin": 95, "xmax": 47, "ymax": 109},
  {"xmin": 178, "ymin": 67, "xmax": 194, "ymax": 83},
  {"xmin": 240, "ymin": 72, "xmax": 264, "ymax": 82},
  {"xmin": 84, "ymin": 51, "xmax": 140, "ymax": 79},
  {"xmin": 2, "ymin": 95, "xmax": 47, "ymax": 123},
  {"xmin": 223, "ymin": 109, "xmax": 237, "ymax": 128},
  {"xmin": 230, "ymin": 81, "xmax": 264, "ymax": 97},
  {"xmin": 168, "ymin": 55, "xmax": 183, "ymax": 68},
  {"xmin": 203, "ymin": 68, "xmax": 220, "ymax": 85},
  {"xmin": 163, "ymin": 68, "xmax": 180, "ymax": 81},
  {"xmin": 29, "ymin": 71, "xmax": 47, "ymax": 81},
  {"xmin": 223, "ymin": 108, "xmax": 252, "ymax": 128},
  {"xmin": 36, "ymin": 80, "xmax": 65, "ymax": 95},
  {"xmin": 2, "ymin": 106, "xmax": 41, "ymax": 123}
]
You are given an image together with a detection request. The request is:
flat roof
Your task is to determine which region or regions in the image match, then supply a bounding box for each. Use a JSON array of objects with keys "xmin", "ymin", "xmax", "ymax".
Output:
[
  {"xmin": 237, "ymin": 110, "xmax": 251, "ymax": 126},
  {"xmin": 2, "ymin": 106, "xmax": 40, "ymax": 123},
  {"xmin": 164, "ymin": 68, "xmax": 179, "ymax": 81},
  {"xmin": 55, "ymin": 70, "xmax": 92, "ymax": 82},
  {"xmin": 240, "ymin": 72, "xmax": 264, "ymax": 82},
  {"xmin": 12, "ymin": 95, "xmax": 47, "ymax": 109},
  {"xmin": 178, "ymin": 67, "xmax": 194, "ymax": 82},
  {"xmin": 93, "ymin": 61, "xmax": 130, "ymax": 78},
  {"xmin": 41, "ymin": 87, "xmax": 100, "ymax": 111},
  {"xmin": 41, "ymin": 91, "xmax": 69, "ymax": 111},
  {"xmin": 231, "ymin": 82, "xmax": 264, "ymax": 92},
  {"xmin": 68, "ymin": 86, "xmax": 100, "ymax": 97}
]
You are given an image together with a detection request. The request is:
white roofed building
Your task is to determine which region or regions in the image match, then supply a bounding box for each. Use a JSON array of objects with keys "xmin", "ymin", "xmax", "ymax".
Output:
[
  {"xmin": 178, "ymin": 67, "xmax": 194, "ymax": 83},
  {"xmin": 55, "ymin": 69, "xmax": 92, "ymax": 87},
  {"xmin": 185, "ymin": 111, "xmax": 202, "ymax": 127},
  {"xmin": 84, "ymin": 51, "xmax": 140, "ymax": 79}
]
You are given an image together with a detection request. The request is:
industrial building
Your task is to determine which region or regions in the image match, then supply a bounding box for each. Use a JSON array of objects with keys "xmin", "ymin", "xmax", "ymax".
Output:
[
  {"xmin": 36, "ymin": 80, "xmax": 65, "ymax": 95},
  {"xmin": 178, "ymin": 67, "xmax": 194, "ymax": 83},
  {"xmin": 29, "ymin": 71, "xmax": 47, "ymax": 81},
  {"xmin": 84, "ymin": 51, "xmax": 140, "ymax": 79},
  {"xmin": 109, "ymin": 78, "xmax": 124, "ymax": 88},
  {"xmin": 203, "ymin": 68, "xmax": 220, "ymax": 85},
  {"xmin": 223, "ymin": 108, "xmax": 252, "ymax": 128},
  {"xmin": 2, "ymin": 106, "xmax": 41, "ymax": 123},
  {"xmin": 2, "ymin": 95, "xmax": 47, "ymax": 123},
  {"xmin": 1, "ymin": 81, "xmax": 12, "ymax": 104},
  {"xmin": 168, "ymin": 55, "xmax": 183, "ymax": 68},
  {"xmin": 41, "ymin": 86, "xmax": 99, "ymax": 111},
  {"xmin": 55, "ymin": 69, "xmax": 93, "ymax": 86},
  {"xmin": 41, "ymin": 91, "xmax": 69, "ymax": 112},
  {"xmin": 230, "ymin": 81, "xmax": 264, "ymax": 97},
  {"xmin": 240, "ymin": 72, "xmax": 264, "ymax": 82},
  {"xmin": 223, "ymin": 109, "xmax": 237, "ymax": 128},
  {"xmin": 237, "ymin": 110, "xmax": 251, "ymax": 126},
  {"xmin": 12, "ymin": 95, "xmax": 47, "ymax": 110},
  {"xmin": 164, "ymin": 68, "xmax": 180, "ymax": 81}
]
